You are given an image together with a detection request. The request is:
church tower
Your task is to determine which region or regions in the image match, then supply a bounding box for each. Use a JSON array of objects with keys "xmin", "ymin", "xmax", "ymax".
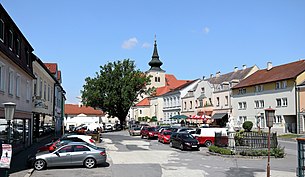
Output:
[{"xmin": 147, "ymin": 37, "xmax": 166, "ymax": 88}]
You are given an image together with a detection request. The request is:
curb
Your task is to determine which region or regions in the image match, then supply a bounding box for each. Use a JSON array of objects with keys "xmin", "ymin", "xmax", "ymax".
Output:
[{"xmin": 24, "ymin": 169, "xmax": 34, "ymax": 177}]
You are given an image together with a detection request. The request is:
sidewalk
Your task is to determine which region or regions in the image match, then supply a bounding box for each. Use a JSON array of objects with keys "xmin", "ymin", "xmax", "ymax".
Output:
[{"xmin": 8, "ymin": 135, "xmax": 54, "ymax": 177}]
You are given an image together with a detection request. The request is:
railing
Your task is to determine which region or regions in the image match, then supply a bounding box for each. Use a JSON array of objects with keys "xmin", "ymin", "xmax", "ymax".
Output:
[{"xmin": 234, "ymin": 131, "xmax": 278, "ymax": 152}]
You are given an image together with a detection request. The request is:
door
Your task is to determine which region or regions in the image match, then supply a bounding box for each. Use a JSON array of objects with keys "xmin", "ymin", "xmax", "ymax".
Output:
[
  {"xmin": 49, "ymin": 145, "xmax": 73, "ymax": 167},
  {"xmin": 71, "ymin": 145, "xmax": 91, "ymax": 165}
]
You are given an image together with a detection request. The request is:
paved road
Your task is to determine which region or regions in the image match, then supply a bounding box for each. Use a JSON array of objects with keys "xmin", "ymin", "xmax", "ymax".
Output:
[{"xmin": 27, "ymin": 131, "xmax": 297, "ymax": 177}]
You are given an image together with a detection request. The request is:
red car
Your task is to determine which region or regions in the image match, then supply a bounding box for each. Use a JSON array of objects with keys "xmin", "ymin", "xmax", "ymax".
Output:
[
  {"xmin": 37, "ymin": 137, "xmax": 87, "ymax": 152},
  {"xmin": 140, "ymin": 126, "xmax": 158, "ymax": 139},
  {"xmin": 158, "ymin": 130, "xmax": 172, "ymax": 143}
]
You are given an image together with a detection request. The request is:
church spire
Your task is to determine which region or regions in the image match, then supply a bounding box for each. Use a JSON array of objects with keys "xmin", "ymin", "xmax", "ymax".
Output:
[{"xmin": 149, "ymin": 36, "xmax": 164, "ymax": 72}]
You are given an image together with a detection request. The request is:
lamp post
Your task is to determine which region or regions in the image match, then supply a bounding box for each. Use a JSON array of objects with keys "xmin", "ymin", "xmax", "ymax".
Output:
[
  {"xmin": 3, "ymin": 102, "xmax": 16, "ymax": 144},
  {"xmin": 3, "ymin": 102, "xmax": 16, "ymax": 177},
  {"xmin": 265, "ymin": 107, "xmax": 275, "ymax": 177}
]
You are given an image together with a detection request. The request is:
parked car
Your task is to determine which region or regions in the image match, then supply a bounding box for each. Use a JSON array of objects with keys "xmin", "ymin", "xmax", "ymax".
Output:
[
  {"xmin": 169, "ymin": 132, "xmax": 199, "ymax": 151},
  {"xmin": 140, "ymin": 126, "xmax": 158, "ymax": 139},
  {"xmin": 129, "ymin": 127, "xmax": 141, "ymax": 136},
  {"xmin": 104, "ymin": 124, "xmax": 114, "ymax": 132},
  {"xmin": 29, "ymin": 142, "xmax": 107, "ymax": 170},
  {"xmin": 192, "ymin": 127, "xmax": 228, "ymax": 147},
  {"xmin": 62, "ymin": 134, "xmax": 96, "ymax": 146},
  {"xmin": 158, "ymin": 130, "xmax": 172, "ymax": 144}
]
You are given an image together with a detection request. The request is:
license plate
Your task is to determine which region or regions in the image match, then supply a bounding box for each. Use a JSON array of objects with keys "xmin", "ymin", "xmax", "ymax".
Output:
[{"xmin": 192, "ymin": 145, "xmax": 197, "ymax": 148}]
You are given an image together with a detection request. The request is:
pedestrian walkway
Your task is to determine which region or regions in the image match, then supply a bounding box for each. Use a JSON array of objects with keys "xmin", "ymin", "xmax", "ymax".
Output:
[
  {"xmin": 8, "ymin": 135, "xmax": 54, "ymax": 177},
  {"xmin": 254, "ymin": 170, "xmax": 295, "ymax": 177}
]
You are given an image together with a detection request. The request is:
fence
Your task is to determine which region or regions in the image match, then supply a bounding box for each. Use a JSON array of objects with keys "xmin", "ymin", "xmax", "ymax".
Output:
[{"xmin": 234, "ymin": 131, "xmax": 278, "ymax": 152}]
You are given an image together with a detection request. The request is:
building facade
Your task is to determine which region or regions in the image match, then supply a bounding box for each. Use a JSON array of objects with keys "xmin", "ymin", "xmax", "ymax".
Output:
[
  {"xmin": 0, "ymin": 4, "xmax": 35, "ymax": 151},
  {"xmin": 232, "ymin": 61, "xmax": 305, "ymax": 134}
]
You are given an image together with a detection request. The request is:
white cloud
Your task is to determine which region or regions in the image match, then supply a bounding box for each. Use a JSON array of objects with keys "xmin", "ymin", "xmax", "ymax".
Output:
[
  {"xmin": 142, "ymin": 42, "xmax": 151, "ymax": 49},
  {"xmin": 203, "ymin": 27, "xmax": 210, "ymax": 34},
  {"xmin": 122, "ymin": 37, "xmax": 138, "ymax": 49}
]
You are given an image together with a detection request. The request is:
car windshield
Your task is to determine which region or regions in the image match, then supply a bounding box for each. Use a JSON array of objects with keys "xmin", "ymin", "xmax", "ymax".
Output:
[
  {"xmin": 134, "ymin": 127, "xmax": 141, "ymax": 130},
  {"xmin": 148, "ymin": 127, "xmax": 156, "ymax": 131},
  {"xmin": 164, "ymin": 131, "xmax": 172, "ymax": 135},
  {"xmin": 181, "ymin": 134, "xmax": 194, "ymax": 139}
]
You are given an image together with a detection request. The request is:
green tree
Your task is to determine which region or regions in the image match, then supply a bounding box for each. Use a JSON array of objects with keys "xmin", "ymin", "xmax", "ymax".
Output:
[{"xmin": 81, "ymin": 59, "xmax": 152, "ymax": 127}]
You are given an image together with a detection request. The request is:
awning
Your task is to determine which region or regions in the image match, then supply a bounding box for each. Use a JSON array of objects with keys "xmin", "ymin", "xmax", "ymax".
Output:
[{"xmin": 212, "ymin": 113, "xmax": 227, "ymax": 119}]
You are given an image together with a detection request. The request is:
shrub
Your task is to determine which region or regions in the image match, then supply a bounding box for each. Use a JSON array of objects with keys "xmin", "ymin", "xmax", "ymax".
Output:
[
  {"xmin": 209, "ymin": 145, "xmax": 233, "ymax": 155},
  {"xmin": 239, "ymin": 146, "xmax": 284, "ymax": 158},
  {"xmin": 242, "ymin": 121, "xmax": 253, "ymax": 132}
]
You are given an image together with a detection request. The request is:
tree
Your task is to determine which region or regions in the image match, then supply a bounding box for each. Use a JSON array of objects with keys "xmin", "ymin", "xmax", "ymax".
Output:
[{"xmin": 81, "ymin": 59, "xmax": 152, "ymax": 127}]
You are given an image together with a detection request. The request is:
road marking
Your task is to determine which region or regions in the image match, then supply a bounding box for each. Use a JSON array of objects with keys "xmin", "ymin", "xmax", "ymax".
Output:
[{"xmin": 161, "ymin": 166, "xmax": 208, "ymax": 177}]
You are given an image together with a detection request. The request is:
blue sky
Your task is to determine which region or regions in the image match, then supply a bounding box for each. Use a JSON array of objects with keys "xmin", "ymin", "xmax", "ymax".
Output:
[{"xmin": 1, "ymin": 1, "xmax": 305, "ymax": 103}]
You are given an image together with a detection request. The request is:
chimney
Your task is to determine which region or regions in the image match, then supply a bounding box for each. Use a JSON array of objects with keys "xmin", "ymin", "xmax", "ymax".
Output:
[
  {"xmin": 216, "ymin": 71, "xmax": 220, "ymax": 77},
  {"xmin": 242, "ymin": 65, "xmax": 247, "ymax": 70},
  {"xmin": 267, "ymin": 62, "xmax": 272, "ymax": 70},
  {"xmin": 234, "ymin": 67, "xmax": 238, "ymax": 72},
  {"xmin": 210, "ymin": 74, "xmax": 213, "ymax": 78}
]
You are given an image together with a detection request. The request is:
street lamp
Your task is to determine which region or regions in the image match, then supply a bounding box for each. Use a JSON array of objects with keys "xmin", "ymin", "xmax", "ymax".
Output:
[
  {"xmin": 265, "ymin": 106, "xmax": 275, "ymax": 177},
  {"xmin": 3, "ymin": 102, "xmax": 16, "ymax": 144}
]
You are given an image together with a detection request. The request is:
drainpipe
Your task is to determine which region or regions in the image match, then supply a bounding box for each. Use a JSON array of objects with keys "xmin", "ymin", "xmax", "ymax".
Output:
[{"xmin": 296, "ymin": 82, "xmax": 300, "ymax": 134}]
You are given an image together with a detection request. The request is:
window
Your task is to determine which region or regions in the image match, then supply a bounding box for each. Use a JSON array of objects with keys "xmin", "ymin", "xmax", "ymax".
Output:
[
  {"xmin": 238, "ymin": 116, "xmax": 247, "ymax": 126},
  {"xmin": 184, "ymin": 102, "xmax": 186, "ymax": 110},
  {"xmin": 26, "ymin": 80, "xmax": 30, "ymax": 101},
  {"xmin": 33, "ymin": 75, "xmax": 37, "ymax": 96},
  {"xmin": 282, "ymin": 81, "xmax": 287, "ymax": 89},
  {"xmin": 16, "ymin": 38, "xmax": 20, "ymax": 58},
  {"xmin": 0, "ymin": 19, "xmax": 4, "ymax": 42},
  {"xmin": 275, "ymin": 82, "xmax": 281, "ymax": 89},
  {"xmin": 44, "ymin": 81, "xmax": 47, "ymax": 100},
  {"xmin": 225, "ymin": 96, "xmax": 228, "ymax": 106},
  {"xmin": 16, "ymin": 74, "xmax": 20, "ymax": 97},
  {"xmin": 74, "ymin": 145, "xmax": 90, "ymax": 152},
  {"xmin": 190, "ymin": 101, "xmax": 193, "ymax": 109},
  {"xmin": 255, "ymin": 85, "xmax": 264, "ymax": 92},
  {"xmin": 199, "ymin": 100, "xmax": 203, "ymax": 107},
  {"xmin": 254, "ymin": 100, "xmax": 259, "ymax": 108},
  {"xmin": 216, "ymin": 97, "xmax": 220, "ymax": 106},
  {"xmin": 238, "ymin": 88, "xmax": 246, "ymax": 95},
  {"xmin": 155, "ymin": 77, "xmax": 157, "ymax": 82},
  {"xmin": 282, "ymin": 98, "xmax": 288, "ymax": 107},
  {"xmin": 276, "ymin": 98, "xmax": 281, "ymax": 107},
  {"xmin": 58, "ymin": 146, "xmax": 73, "ymax": 153},
  {"xmin": 8, "ymin": 30, "xmax": 13, "ymax": 50},
  {"xmin": 139, "ymin": 110, "xmax": 142, "ymax": 114},
  {"xmin": 275, "ymin": 115, "xmax": 282, "ymax": 124},
  {"xmin": 8, "ymin": 68, "xmax": 14, "ymax": 95},
  {"xmin": 48, "ymin": 85, "xmax": 50, "ymax": 101},
  {"xmin": 238, "ymin": 102, "xmax": 247, "ymax": 110},
  {"xmin": 158, "ymin": 77, "xmax": 160, "ymax": 82},
  {"xmin": 201, "ymin": 87, "xmax": 205, "ymax": 93},
  {"xmin": 0, "ymin": 62, "xmax": 5, "ymax": 91},
  {"xmin": 260, "ymin": 100, "xmax": 264, "ymax": 108},
  {"xmin": 39, "ymin": 78, "xmax": 43, "ymax": 97}
]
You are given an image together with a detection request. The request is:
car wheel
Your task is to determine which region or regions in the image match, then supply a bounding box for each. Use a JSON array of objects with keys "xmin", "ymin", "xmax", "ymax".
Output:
[
  {"xmin": 205, "ymin": 140, "xmax": 212, "ymax": 147},
  {"xmin": 180, "ymin": 144, "xmax": 184, "ymax": 150},
  {"xmin": 169, "ymin": 141, "xmax": 173, "ymax": 147},
  {"xmin": 84, "ymin": 157, "xmax": 96, "ymax": 168},
  {"xmin": 141, "ymin": 135, "xmax": 144, "ymax": 139},
  {"xmin": 34, "ymin": 159, "xmax": 46, "ymax": 171}
]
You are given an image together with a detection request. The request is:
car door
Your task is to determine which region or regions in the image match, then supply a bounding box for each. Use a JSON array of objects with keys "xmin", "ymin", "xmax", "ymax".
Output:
[
  {"xmin": 49, "ymin": 145, "xmax": 73, "ymax": 167},
  {"xmin": 71, "ymin": 145, "xmax": 91, "ymax": 165},
  {"xmin": 172, "ymin": 134, "xmax": 180, "ymax": 147}
]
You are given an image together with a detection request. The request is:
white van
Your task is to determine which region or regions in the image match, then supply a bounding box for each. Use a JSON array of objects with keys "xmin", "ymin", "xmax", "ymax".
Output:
[{"xmin": 192, "ymin": 127, "xmax": 228, "ymax": 147}]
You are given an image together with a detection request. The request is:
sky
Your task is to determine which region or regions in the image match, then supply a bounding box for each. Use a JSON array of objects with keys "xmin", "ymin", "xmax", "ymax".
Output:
[{"xmin": 1, "ymin": 1, "xmax": 305, "ymax": 104}]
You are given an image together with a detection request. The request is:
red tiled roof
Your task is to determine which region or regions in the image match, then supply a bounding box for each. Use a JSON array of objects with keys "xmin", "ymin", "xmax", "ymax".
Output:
[
  {"xmin": 44, "ymin": 63, "xmax": 57, "ymax": 74},
  {"xmin": 65, "ymin": 104, "xmax": 104, "ymax": 115},
  {"xmin": 234, "ymin": 60, "xmax": 305, "ymax": 89},
  {"xmin": 165, "ymin": 74, "xmax": 189, "ymax": 88},
  {"xmin": 135, "ymin": 97, "xmax": 150, "ymax": 106}
]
